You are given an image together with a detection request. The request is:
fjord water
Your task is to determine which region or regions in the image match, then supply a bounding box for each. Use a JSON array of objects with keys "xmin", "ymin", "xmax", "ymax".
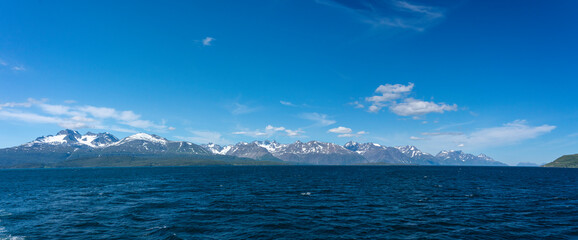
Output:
[{"xmin": 1, "ymin": 166, "xmax": 577, "ymax": 239}]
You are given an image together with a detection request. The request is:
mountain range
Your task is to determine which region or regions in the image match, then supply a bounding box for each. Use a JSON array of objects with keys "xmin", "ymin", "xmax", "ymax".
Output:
[{"xmin": 0, "ymin": 129, "xmax": 507, "ymax": 168}]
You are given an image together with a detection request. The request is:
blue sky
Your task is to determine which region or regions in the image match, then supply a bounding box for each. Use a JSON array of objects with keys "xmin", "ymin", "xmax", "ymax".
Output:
[{"xmin": 1, "ymin": 0, "xmax": 577, "ymax": 165}]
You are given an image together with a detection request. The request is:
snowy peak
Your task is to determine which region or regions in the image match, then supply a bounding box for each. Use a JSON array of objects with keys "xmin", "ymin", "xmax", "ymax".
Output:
[
  {"xmin": 78, "ymin": 132, "xmax": 119, "ymax": 147},
  {"xmin": 435, "ymin": 150, "xmax": 506, "ymax": 166},
  {"xmin": 6, "ymin": 130, "xmax": 508, "ymax": 166},
  {"xmin": 343, "ymin": 141, "xmax": 360, "ymax": 151},
  {"xmin": 28, "ymin": 129, "xmax": 82, "ymax": 146},
  {"xmin": 119, "ymin": 133, "xmax": 168, "ymax": 145},
  {"xmin": 395, "ymin": 145, "xmax": 432, "ymax": 158},
  {"xmin": 254, "ymin": 140, "xmax": 285, "ymax": 153},
  {"xmin": 22, "ymin": 129, "xmax": 120, "ymax": 149},
  {"xmin": 202, "ymin": 143, "xmax": 225, "ymax": 154},
  {"xmin": 279, "ymin": 140, "xmax": 352, "ymax": 155},
  {"xmin": 57, "ymin": 129, "xmax": 82, "ymax": 140}
]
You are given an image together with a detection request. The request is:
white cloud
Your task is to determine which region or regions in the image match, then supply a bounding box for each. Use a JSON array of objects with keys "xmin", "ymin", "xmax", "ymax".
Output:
[
  {"xmin": 328, "ymin": 126, "xmax": 352, "ymax": 134},
  {"xmin": 233, "ymin": 125, "xmax": 303, "ymax": 138},
  {"xmin": 11, "ymin": 66, "xmax": 26, "ymax": 71},
  {"xmin": 266, "ymin": 125, "xmax": 286, "ymax": 131},
  {"xmin": 395, "ymin": 1, "xmax": 443, "ymax": 18},
  {"xmin": 418, "ymin": 120, "xmax": 556, "ymax": 150},
  {"xmin": 389, "ymin": 98, "xmax": 457, "ymax": 116},
  {"xmin": 202, "ymin": 37, "xmax": 215, "ymax": 46},
  {"xmin": 179, "ymin": 130, "xmax": 231, "ymax": 145},
  {"xmin": 466, "ymin": 120, "xmax": 555, "ymax": 146},
  {"xmin": 0, "ymin": 58, "xmax": 27, "ymax": 72},
  {"xmin": 376, "ymin": 82, "xmax": 415, "ymax": 94},
  {"xmin": 230, "ymin": 102, "xmax": 260, "ymax": 115},
  {"xmin": 280, "ymin": 101, "xmax": 296, "ymax": 107},
  {"xmin": 38, "ymin": 103, "xmax": 71, "ymax": 115},
  {"xmin": 350, "ymin": 101, "xmax": 365, "ymax": 109},
  {"xmin": 421, "ymin": 132, "xmax": 464, "ymax": 136},
  {"xmin": 0, "ymin": 111, "xmax": 63, "ymax": 125},
  {"xmin": 0, "ymin": 99, "xmax": 169, "ymax": 132},
  {"xmin": 410, "ymin": 136, "xmax": 425, "ymax": 140},
  {"xmin": 362, "ymin": 83, "xmax": 458, "ymax": 117},
  {"xmin": 79, "ymin": 106, "xmax": 117, "ymax": 119},
  {"xmin": 0, "ymin": 100, "xmax": 33, "ymax": 110},
  {"xmin": 300, "ymin": 112, "xmax": 336, "ymax": 126},
  {"xmin": 328, "ymin": 126, "xmax": 367, "ymax": 138},
  {"xmin": 317, "ymin": 0, "xmax": 446, "ymax": 32},
  {"xmin": 337, "ymin": 131, "xmax": 368, "ymax": 138},
  {"xmin": 285, "ymin": 129, "xmax": 305, "ymax": 137},
  {"xmin": 366, "ymin": 82, "xmax": 414, "ymax": 113}
]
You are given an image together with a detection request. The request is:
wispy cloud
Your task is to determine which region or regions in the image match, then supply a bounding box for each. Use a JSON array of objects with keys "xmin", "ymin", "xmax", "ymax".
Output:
[
  {"xmin": 317, "ymin": 0, "xmax": 447, "ymax": 32},
  {"xmin": 0, "ymin": 58, "xmax": 27, "ymax": 72},
  {"xmin": 411, "ymin": 120, "xmax": 556, "ymax": 150},
  {"xmin": 11, "ymin": 66, "xmax": 26, "ymax": 71},
  {"xmin": 300, "ymin": 112, "xmax": 336, "ymax": 126},
  {"xmin": 230, "ymin": 102, "xmax": 260, "ymax": 115},
  {"xmin": 280, "ymin": 101, "xmax": 296, "ymax": 107},
  {"xmin": 421, "ymin": 132, "xmax": 464, "ymax": 136},
  {"xmin": 233, "ymin": 125, "xmax": 304, "ymax": 138},
  {"xmin": 285, "ymin": 129, "xmax": 305, "ymax": 137},
  {"xmin": 394, "ymin": 1, "xmax": 443, "ymax": 18},
  {"xmin": 202, "ymin": 37, "xmax": 215, "ymax": 46},
  {"xmin": 362, "ymin": 82, "xmax": 457, "ymax": 116},
  {"xmin": 0, "ymin": 98, "xmax": 172, "ymax": 131},
  {"xmin": 177, "ymin": 130, "xmax": 231, "ymax": 145},
  {"xmin": 349, "ymin": 101, "xmax": 365, "ymax": 109}
]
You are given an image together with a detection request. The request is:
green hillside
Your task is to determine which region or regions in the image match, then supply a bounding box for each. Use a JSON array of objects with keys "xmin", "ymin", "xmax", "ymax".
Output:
[{"xmin": 543, "ymin": 154, "xmax": 578, "ymax": 168}]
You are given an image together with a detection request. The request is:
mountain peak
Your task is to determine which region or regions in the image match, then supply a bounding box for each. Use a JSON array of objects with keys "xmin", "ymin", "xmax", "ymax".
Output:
[
  {"xmin": 123, "ymin": 133, "xmax": 168, "ymax": 144},
  {"xmin": 57, "ymin": 129, "xmax": 81, "ymax": 136}
]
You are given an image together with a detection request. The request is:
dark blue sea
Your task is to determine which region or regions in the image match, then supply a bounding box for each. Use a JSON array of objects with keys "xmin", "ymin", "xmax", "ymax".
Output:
[{"xmin": 0, "ymin": 166, "xmax": 577, "ymax": 239}]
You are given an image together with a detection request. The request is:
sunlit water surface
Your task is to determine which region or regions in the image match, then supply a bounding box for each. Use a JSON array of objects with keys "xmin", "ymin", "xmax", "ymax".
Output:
[{"xmin": 1, "ymin": 166, "xmax": 577, "ymax": 239}]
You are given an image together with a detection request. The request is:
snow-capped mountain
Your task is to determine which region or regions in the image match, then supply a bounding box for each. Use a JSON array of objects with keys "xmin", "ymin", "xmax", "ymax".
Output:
[
  {"xmin": 254, "ymin": 140, "xmax": 285, "ymax": 153},
  {"xmin": 80, "ymin": 132, "xmax": 119, "ymax": 147},
  {"xmin": 202, "ymin": 143, "xmax": 226, "ymax": 154},
  {"xmin": 0, "ymin": 129, "xmax": 508, "ymax": 168},
  {"xmin": 104, "ymin": 133, "xmax": 209, "ymax": 155},
  {"xmin": 17, "ymin": 129, "xmax": 119, "ymax": 151},
  {"xmin": 200, "ymin": 140, "xmax": 507, "ymax": 166},
  {"xmin": 435, "ymin": 150, "xmax": 507, "ymax": 166},
  {"xmin": 272, "ymin": 141, "xmax": 366, "ymax": 165},
  {"xmin": 218, "ymin": 141, "xmax": 278, "ymax": 161},
  {"xmin": 203, "ymin": 140, "xmax": 366, "ymax": 165},
  {"xmin": 395, "ymin": 145, "xmax": 438, "ymax": 165},
  {"xmin": 0, "ymin": 130, "xmax": 210, "ymax": 167},
  {"xmin": 344, "ymin": 142, "xmax": 410, "ymax": 164}
]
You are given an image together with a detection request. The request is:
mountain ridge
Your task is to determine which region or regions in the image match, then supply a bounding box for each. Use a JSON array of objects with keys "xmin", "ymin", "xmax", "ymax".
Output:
[{"xmin": 0, "ymin": 129, "xmax": 508, "ymax": 168}]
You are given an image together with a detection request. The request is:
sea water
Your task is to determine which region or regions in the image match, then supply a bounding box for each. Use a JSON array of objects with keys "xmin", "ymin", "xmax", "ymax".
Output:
[{"xmin": 0, "ymin": 166, "xmax": 577, "ymax": 239}]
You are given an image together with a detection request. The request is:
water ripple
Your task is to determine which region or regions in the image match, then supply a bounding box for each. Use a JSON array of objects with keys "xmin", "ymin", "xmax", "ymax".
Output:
[{"xmin": 0, "ymin": 166, "xmax": 576, "ymax": 239}]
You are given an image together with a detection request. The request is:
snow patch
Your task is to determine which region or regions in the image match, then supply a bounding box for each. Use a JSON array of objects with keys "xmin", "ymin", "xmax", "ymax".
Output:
[{"xmin": 122, "ymin": 133, "xmax": 168, "ymax": 144}]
